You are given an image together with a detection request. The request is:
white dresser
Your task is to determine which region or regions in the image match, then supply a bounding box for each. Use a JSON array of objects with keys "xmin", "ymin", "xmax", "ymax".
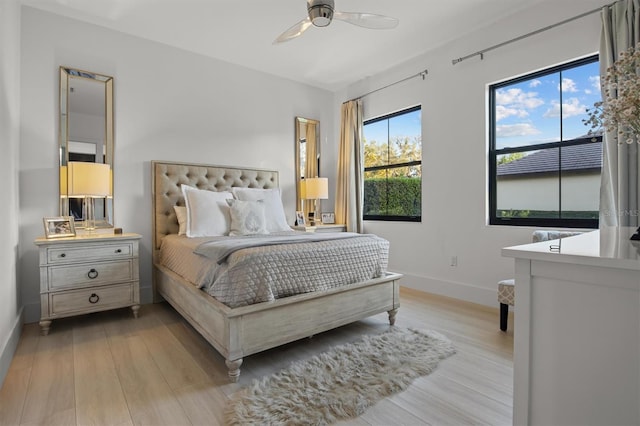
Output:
[
  {"xmin": 502, "ymin": 227, "xmax": 640, "ymax": 426},
  {"xmin": 34, "ymin": 232, "xmax": 141, "ymax": 335}
]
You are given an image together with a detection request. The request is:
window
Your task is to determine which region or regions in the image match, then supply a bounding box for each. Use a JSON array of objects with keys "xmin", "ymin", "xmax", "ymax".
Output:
[
  {"xmin": 489, "ymin": 56, "xmax": 602, "ymax": 228},
  {"xmin": 363, "ymin": 106, "xmax": 422, "ymax": 221}
]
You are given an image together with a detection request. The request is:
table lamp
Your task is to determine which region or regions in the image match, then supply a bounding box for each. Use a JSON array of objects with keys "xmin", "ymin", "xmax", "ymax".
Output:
[
  {"xmin": 303, "ymin": 177, "xmax": 328, "ymax": 226},
  {"xmin": 67, "ymin": 162, "xmax": 110, "ymax": 231}
]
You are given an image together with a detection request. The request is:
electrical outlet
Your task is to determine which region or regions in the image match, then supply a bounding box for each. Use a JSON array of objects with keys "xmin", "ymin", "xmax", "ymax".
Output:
[{"xmin": 450, "ymin": 256, "xmax": 457, "ymax": 267}]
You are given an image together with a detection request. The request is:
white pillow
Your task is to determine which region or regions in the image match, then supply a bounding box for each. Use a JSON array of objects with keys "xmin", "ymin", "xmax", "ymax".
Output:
[
  {"xmin": 226, "ymin": 199, "xmax": 268, "ymax": 236},
  {"xmin": 174, "ymin": 205, "xmax": 187, "ymax": 235},
  {"xmin": 181, "ymin": 185, "xmax": 233, "ymax": 237},
  {"xmin": 232, "ymin": 187, "xmax": 290, "ymax": 233}
]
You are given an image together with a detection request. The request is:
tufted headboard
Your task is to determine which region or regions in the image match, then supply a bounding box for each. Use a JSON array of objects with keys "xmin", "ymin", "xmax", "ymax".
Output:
[{"xmin": 151, "ymin": 161, "xmax": 280, "ymax": 257}]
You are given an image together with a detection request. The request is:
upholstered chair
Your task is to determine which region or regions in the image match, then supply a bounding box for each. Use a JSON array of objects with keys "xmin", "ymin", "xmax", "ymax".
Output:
[{"xmin": 498, "ymin": 230, "xmax": 583, "ymax": 331}]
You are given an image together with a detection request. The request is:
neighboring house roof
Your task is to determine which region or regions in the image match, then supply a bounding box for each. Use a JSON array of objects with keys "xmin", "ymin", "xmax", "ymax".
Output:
[{"xmin": 497, "ymin": 142, "xmax": 602, "ymax": 176}]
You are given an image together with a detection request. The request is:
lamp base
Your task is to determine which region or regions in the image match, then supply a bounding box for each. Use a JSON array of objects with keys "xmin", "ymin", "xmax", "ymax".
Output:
[{"xmin": 83, "ymin": 197, "xmax": 96, "ymax": 232}]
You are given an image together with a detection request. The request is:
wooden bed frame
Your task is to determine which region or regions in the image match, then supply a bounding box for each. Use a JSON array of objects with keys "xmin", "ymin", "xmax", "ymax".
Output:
[{"xmin": 151, "ymin": 161, "xmax": 401, "ymax": 381}]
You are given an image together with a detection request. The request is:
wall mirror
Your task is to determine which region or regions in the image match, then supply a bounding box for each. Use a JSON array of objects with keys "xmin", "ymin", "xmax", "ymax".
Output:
[
  {"xmin": 294, "ymin": 117, "xmax": 320, "ymax": 221},
  {"xmin": 59, "ymin": 66, "xmax": 114, "ymax": 228}
]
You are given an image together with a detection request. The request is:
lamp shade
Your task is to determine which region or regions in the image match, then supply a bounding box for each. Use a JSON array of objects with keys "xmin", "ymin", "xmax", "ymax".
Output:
[
  {"xmin": 303, "ymin": 177, "xmax": 328, "ymax": 200},
  {"xmin": 67, "ymin": 162, "xmax": 110, "ymax": 197},
  {"xmin": 300, "ymin": 179, "xmax": 307, "ymax": 199}
]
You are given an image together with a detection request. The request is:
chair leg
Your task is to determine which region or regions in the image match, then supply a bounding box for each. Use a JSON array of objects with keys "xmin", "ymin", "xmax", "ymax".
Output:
[{"xmin": 500, "ymin": 303, "xmax": 509, "ymax": 331}]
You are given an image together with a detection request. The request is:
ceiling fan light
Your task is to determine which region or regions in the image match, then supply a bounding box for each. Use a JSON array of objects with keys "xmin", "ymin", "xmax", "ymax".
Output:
[{"xmin": 308, "ymin": 0, "xmax": 334, "ymax": 27}]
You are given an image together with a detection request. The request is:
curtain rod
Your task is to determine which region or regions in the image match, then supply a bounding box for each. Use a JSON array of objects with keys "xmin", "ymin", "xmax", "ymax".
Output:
[
  {"xmin": 451, "ymin": 1, "xmax": 617, "ymax": 65},
  {"xmin": 347, "ymin": 69, "xmax": 428, "ymax": 103}
]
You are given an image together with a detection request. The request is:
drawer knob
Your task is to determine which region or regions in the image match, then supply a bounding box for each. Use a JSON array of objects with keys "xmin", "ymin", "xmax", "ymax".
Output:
[
  {"xmin": 87, "ymin": 269, "xmax": 99, "ymax": 279},
  {"xmin": 88, "ymin": 293, "xmax": 100, "ymax": 304},
  {"xmin": 115, "ymin": 249, "xmax": 122, "ymax": 253},
  {"xmin": 60, "ymin": 253, "xmax": 66, "ymax": 258}
]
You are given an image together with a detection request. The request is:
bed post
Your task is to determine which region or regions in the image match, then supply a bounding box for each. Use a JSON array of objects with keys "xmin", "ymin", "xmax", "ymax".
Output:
[
  {"xmin": 388, "ymin": 308, "xmax": 398, "ymax": 325},
  {"xmin": 225, "ymin": 359, "xmax": 243, "ymax": 382}
]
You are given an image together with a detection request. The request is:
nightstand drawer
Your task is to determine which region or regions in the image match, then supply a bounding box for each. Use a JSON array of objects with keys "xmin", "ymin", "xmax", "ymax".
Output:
[
  {"xmin": 48, "ymin": 260, "xmax": 133, "ymax": 290},
  {"xmin": 49, "ymin": 283, "xmax": 135, "ymax": 317},
  {"xmin": 47, "ymin": 243, "xmax": 133, "ymax": 264}
]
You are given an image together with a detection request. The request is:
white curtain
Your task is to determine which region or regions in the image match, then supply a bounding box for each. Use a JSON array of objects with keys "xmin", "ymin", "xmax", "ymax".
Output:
[
  {"xmin": 600, "ymin": 0, "xmax": 640, "ymax": 227},
  {"xmin": 335, "ymin": 99, "xmax": 364, "ymax": 233}
]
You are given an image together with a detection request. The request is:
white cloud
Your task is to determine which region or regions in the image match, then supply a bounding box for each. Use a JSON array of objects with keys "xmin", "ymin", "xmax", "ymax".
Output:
[
  {"xmin": 496, "ymin": 123, "xmax": 541, "ymax": 138},
  {"xmin": 543, "ymin": 97, "xmax": 587, "ymax": 119},
  {"xmin": 561, "ymin": 78, "xmax": 578, "ymax": 92},
  {"xmin": 589, "ymin": 75, "xmax": 601, "ymax": 92},
  {"xmin": 495, "ymin": 88, "xmax": 544, "ymax": 123},
  {"xmin": 496, "ymin": 105, "xmax": 529, "ymax": 121},
  {"xmin": 529, "ymin": 79, "xmax": 542, "ymax": 88},
  {"xmin": 496, "ymin": 88, "xmax": 544, "ymax": 109}
]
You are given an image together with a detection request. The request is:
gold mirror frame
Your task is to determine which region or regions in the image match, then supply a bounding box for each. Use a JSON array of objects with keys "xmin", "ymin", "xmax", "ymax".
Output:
[
  {"xmin": 59, "ymin": 66, "xmax": 114, "ymax": 228},
  {"xmin": 294, "ymin": 117, "xmax": 320, "ymax": 221}
]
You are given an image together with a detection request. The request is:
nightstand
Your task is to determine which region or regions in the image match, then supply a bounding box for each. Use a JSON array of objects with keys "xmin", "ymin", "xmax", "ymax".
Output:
[
  {"xmin": 34, "ymin": 232, "xmax": 141, "ymax": 335},
  {"xmin": 292, "ymin": 224, "xmax": 347, "ymax": 233},
  {"xmin": 292, "ymin": 225, "xmax": 317, "ymax": 232},
  {"xmin": 315, "ymin": 224, "xmax": 347, "ymax": 232}
]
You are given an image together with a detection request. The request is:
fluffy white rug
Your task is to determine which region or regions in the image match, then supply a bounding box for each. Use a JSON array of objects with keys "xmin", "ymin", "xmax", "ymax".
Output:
[{"xmin": 225, "ymin": 328, "xmax": 456, "ymax": 425}]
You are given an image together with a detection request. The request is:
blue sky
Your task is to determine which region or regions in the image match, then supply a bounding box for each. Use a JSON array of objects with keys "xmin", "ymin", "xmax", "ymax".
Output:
[
  {"xmin": 495, "ymin": 59, "xmax": 601, "ymax": 149},
  {"xmin": 363, "ymin": 60, "xmax": 600, "ymax": 151},
  {"xmin": 363, "ymin": 108, "xmax": 422, "ymax": 144}
]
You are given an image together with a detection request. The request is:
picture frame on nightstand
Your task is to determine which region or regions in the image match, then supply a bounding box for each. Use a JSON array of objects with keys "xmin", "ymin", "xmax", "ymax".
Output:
[
  {"xmin": 321, "ymin": 212, "xmax": 335, "ymax": 224},
  {"xmin": 43, "ymin": 216, "xmax": 76, "ymax": 239},
  {"xmin": 295, "ymin": 210, "xmax": 306, "ymax": 226}
]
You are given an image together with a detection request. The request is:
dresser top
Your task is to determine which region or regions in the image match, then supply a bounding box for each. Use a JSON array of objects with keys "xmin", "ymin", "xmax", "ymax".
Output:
[
  {"xmin": 34, "ymin": 232, "xmax": 141, "ymax": 246},
  {"xmin": 502, "ymin": 227, "xmax": 640, "ymax": 270}
]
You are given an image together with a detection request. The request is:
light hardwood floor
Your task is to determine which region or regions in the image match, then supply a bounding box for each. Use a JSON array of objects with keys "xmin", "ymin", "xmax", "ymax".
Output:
[{"xmin": 0, "ymin": 287, "xmax": 513, "ymax": 425}]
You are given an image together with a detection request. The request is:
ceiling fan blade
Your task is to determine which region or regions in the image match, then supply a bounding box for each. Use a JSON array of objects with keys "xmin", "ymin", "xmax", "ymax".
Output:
[
  {"xmin": 274, "ymin": 17, "xmax": 313, "ymax": 44},
  {"xmin": 333, "ymin": 11, "xmax": 398, "ymax": 29}
]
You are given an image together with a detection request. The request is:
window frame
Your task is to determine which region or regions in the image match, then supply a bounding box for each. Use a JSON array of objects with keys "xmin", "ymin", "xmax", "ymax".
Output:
[
  {"xmin": 363, "ymin": 105, "xmax": 422, "ymax": 222},
  {"xmin": 488, "ymin": 55, "xmax": 601, "ymax": 229}
]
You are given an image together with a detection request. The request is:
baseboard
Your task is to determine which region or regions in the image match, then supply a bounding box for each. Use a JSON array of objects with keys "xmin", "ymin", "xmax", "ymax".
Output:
[
  {"xmin": 396, "ymin": 271, "xmax": 498, "ymax": 308},
  {"xmin": 0, "ymin": 307, "xmax": 24, "ymax": 388}
]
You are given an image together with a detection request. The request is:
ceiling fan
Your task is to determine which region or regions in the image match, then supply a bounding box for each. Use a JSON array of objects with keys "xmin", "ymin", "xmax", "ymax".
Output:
[{"xmin": 274, "ymin": 0, "xmax": 399, "ymax": 44}]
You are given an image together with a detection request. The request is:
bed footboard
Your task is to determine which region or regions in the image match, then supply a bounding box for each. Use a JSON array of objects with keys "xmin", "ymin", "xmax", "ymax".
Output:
[{"xmin": 155, "ymin": 263, "xmax": 401, "ymax": 381}]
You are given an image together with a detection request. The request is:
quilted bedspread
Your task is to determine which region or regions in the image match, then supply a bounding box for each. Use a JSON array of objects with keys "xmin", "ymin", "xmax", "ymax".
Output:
[
  {"xmin": 197, "ymin": 233, "xmax": 390, "ymax": 308},
  {"xmin": 194, "ymin": 232, "xmax": 362, "ymax": 264}
]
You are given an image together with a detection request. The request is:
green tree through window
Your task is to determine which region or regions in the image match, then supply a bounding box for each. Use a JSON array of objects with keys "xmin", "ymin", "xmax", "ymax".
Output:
[{"xmin": 363, "ymin": 106, "xmax": 422, "ymax": 221}]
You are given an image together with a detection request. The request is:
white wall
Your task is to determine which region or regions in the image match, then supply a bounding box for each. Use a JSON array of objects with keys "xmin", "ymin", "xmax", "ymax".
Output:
[
  {"xmin": 19, "ymin": 6, "xmax": 334, "ymax": 323},
  {"xmin": 0, "ymin": 0, "xmax": 22, "ymax": 385},
  {"xmin": 335, "ymin": 1, "xmax": 605, "ymax": 306}
]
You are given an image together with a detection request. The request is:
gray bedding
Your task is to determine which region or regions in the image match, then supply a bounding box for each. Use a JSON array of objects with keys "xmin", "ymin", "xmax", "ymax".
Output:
[
  {"xmin": 194, "ymin": 231, "xmax": 362, "ymax": 264},
  {"xmin": 160, "ymin": 232, "xmax": 390, "ymax": 308}
]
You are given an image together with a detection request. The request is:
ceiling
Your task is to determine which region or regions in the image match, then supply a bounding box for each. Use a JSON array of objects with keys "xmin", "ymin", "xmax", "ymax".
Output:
[{"xmin": 22, "ymin": 0, "xmax": 606, "ymax": 91}]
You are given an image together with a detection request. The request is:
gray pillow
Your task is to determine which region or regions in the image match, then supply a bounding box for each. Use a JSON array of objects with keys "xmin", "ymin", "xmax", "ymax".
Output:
[
  {"xmin": 226, "ymin": 199, "xmax": 268, "ymax": 236},
  {"xmin": 231, "ymin": 187, "xmax": 291, "ymax": 232}
]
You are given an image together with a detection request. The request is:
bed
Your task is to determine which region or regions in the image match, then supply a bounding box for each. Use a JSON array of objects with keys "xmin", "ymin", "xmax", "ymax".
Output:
[{"xmin": 152, "ymin": 160, "xmax": 402, "ymax": 381}]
